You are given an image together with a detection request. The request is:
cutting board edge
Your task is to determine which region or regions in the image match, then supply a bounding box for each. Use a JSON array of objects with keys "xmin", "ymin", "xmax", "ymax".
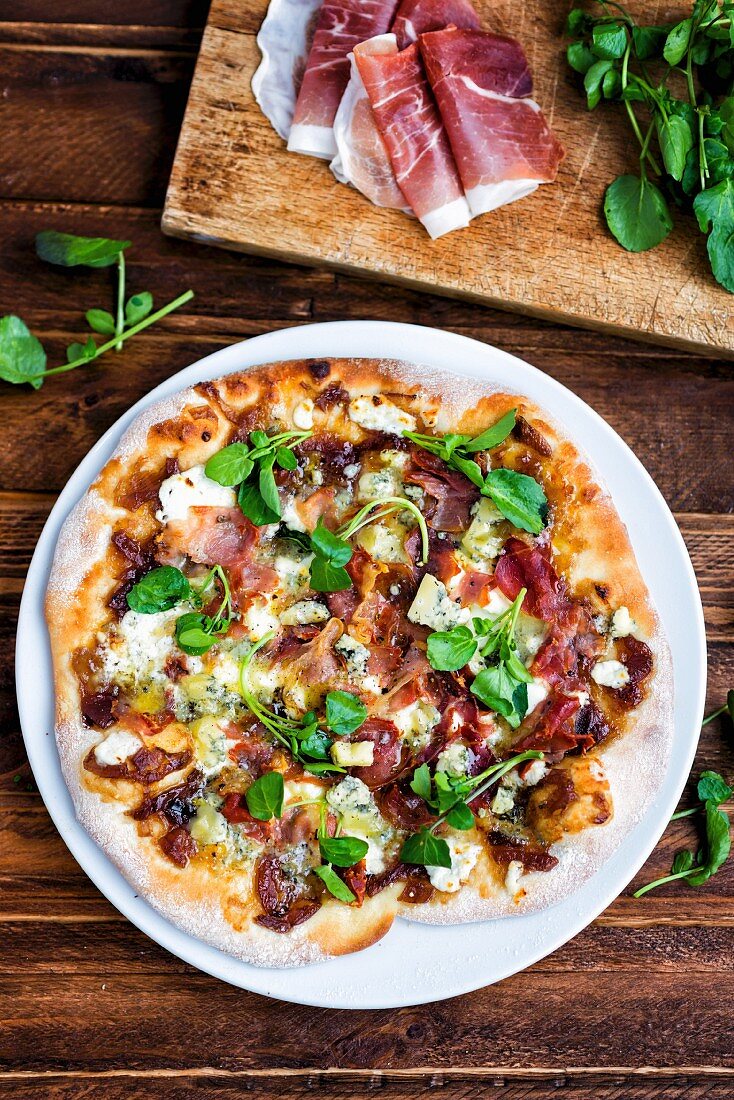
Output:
[{"xmin": 161, "ymin": 204, "xmax": 734, "ymax": 362}]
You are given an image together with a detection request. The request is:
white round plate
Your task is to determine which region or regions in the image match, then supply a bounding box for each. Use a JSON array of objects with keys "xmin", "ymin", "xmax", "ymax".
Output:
[{"xmin": 17, "ymin": 321, "xmax": 705, "ymax": 1009}]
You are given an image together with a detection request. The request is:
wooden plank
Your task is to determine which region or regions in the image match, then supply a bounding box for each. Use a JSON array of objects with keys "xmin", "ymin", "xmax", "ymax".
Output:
[
  {"xmin": 0, "ymin": 3, "xmax": 210, "ymax": 30},
  {"xmin": 163, "ymin": 0, "xmax": 734, "ymax": 357},
  {"xmin": 2, "ymin": 1070, "xmax": 733, "ymax": 1100},
  {"xmin": 2, "ymin": 968, "xmax": 734, "ymax": 1069},
  {"xmin": 0, "ymin": 51, "xmax": 194, "ymax": 206}
]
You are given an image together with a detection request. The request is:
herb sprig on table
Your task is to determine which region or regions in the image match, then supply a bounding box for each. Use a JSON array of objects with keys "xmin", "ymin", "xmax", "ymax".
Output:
[
  {"xmin": 0, "ymin": 232, "xmax": 193, "ymax": 388},
  {"xmin": 403, "ymin": 408, "xmax": 549, "ymax": 535},
  {"xmin": 566, "ymin": 1, "xmax": 734, "ymax": 290},
  {"xmin": 634, "ymin": 693, "xmax": 734, "ymax": 896}
]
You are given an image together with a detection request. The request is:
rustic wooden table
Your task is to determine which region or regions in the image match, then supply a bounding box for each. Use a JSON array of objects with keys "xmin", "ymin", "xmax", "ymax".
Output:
[{"xmin": 1, "ymin": 3, "xmax": 733, "ymax": 1097}]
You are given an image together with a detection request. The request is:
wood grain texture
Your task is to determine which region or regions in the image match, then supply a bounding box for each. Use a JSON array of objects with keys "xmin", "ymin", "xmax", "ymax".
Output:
[
  {"xmin": 1, "ymin": 3, "xmax": 734, "ymax": 1095},
  {"xmin": 163, "ymin": 0, "xmax": 734, "ymax": 356}
]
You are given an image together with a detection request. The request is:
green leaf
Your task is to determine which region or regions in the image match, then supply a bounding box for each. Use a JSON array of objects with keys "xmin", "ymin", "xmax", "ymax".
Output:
[
  {"xmin": 671, "ymin": 848, "xmax": 695, "ymax": 874},
  {"xmin": 205, "ymin": 443, "xmax": 253, "ymax": 487},
  {"xmin": 602, "ymin": 67, "xmax": 621, "ymax": 99},
  {"xmin": 719, "ymin": 98, "xmax": 734, "ymax": 155},
  {"xmin": 471, "ymin": 664, "xmax": 528, "ymax": 729},
  {"xmin": 584, "ymin": 59, "xmax": 614, "ymax": 109},
  {"xmin": 663, "ymin": 18, "xmax": 693, "ymax": 65},
  {"xmin": 275, "ymin": 447, "xmax": 298, "ymax": 471},
  {"xmin": 567, "ymin": 41, "xmax": 596, "ymax": 74},
  {"xmin": 400, "ymin": 828, "xmax": 452, "ymax": 869},
  {"xmin": 310, "ymin": 518, "xmax": 352, "ymax": 567},
  {"xmin": 693, "ymin": 180, "xmax": 734, "ymax": 292},
  {"xmin": 687, "ymin": 802, "xmax": 731, "ymax": 884},
  {"xmin": 603, "ymin": 175, "xmax": 673, "ymax": 253},
  {"xmin": 312, "ymin": 863, "xmax": 356, "ymax": 903},
  {"xmin": 410, "ymin": 763, "xmax": 433, "ymax": 804},
  {"xmin": 483, "ymin": 468, "xmax": 547, "ymax": 534},
  {"xmin": 35, "ymin": 230, "xmax": 130, "ymax": 268},
  {"xmin": 175, "ymin": 612, "xmax": 217, "ymax": 655},
  {"xmin": 245, "ymin": 771, "xmax": 284, "ymax": 821},
  {"xmin": 426, "ymin": 625, "xmax": 477, "ymax": 671},
  {"xmin": 66, "ymin": 337, "xmax": 96, "ymax": 364},
  {"xmin": 298, "ymin": 730, "xmax": 333, "ymax": 760},
  {"xmin": 238, "ymin": 477, "xmax": 280, "ymax": 526},
  {"xmin": 85, "ymin": 308, "xmax": 116, "ymax": 336},
  {"xmin": 126, "ymin": 565, "xmax": 191, "ymax": 614},
  {"xmin": 258, "ymin": 454, "xmax": 281, "ymax": 517},
  {"xmin": 504, "ymin": 643, "xmax": 534, "ymax": 684},
  {"xmin": 325, "ymin": 690, "xmax": 368, "ymax": 736},
  {"xmin": 632, "ymin": 25, "xmax": 667, "ymax": 60},
  {"xmin": 657, "ymin": 115, "xmax": 693, "ymax": 181},
  {"xmin": 464, "ymin": 409, "xmax": 517, "ymax": 452},
  {"xmin": 728, "ymin": 688, "xmax": 734, "ymax": 724},
  {"xmin": 125, "ymin": 292, "xmax": 153, "ymax": 326},
  {"xmin": 446, "ymin": 802, "xmax": 475, "ymax": 830},
  {"xmin": 0, "ymin": 315, "xmax": 47, "ymax": 389},
  {"xmin": 451, "ymin": 453, "xmax": 486, "ymax": 490},
  {"xmin": 697, "ymin": 771, "xmax": 733, "ymax": 805},
  {"xmin": 591, "ymin": 22, "xmax": 627, "ymax": 60},
  {"xmin": 565, "ymin": 8, "xmax": 587, "ymax": 36},
  {"xmin": 319, "ymin": 835, "xmax": 369, "ymax": 868},
  {"xmin": 310, "ymin": 557, "xmax": 352, "ymax": 593},
  {"xmin": 304, "ymin": 761, "xmax": 346, "ymax": 776}
]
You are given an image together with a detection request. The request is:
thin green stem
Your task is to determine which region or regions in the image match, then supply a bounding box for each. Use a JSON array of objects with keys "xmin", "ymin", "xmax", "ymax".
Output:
[
  {"xmin": 633, "ymin": 866, "xmax": 695, "ymax": 898},
  {"xmin": 702, "ymin": 704, "xmax": 727, "ymax": 726},
  {"xmin": 338, "ymin": 496, "xmax": 429, "ymax": 564},
  {"xmin": 115, "ymin": 251, "xmax": 125, "ymax": 352},
  {"xmin": 429, "ymin": 750, "xmax": 544, "ymax": 833},
  {"xmin": 42, "ymin": 288, "xmax": 194, "ymax": 377},
  {"xmin": 670, "ymin": 806, "xmax": 700, "ymax": 820}
]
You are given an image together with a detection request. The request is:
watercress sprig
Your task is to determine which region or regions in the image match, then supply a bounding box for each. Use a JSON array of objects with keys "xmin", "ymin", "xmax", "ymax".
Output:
[
  {"xmin": 238, "ymin": 634, "xmax": 366, "ymax": 773},
  {"xmin": 404, "ymin": 409, "xmax": 548, "ymax": 535},
  {"xmin": 0, "ymin": 232, "xmax": 193, "ymax": 388},
  {"xmin": 313, "ymin": 803, "xmax": 368, "ymax": 902},
  {"xmin": 566, "ymin": 1, "xmax": 734, "ymax": 291},
  {"xmin": 634, "ymin": 694, "xmax": 733, "ymax": 896},
  {"xmin": 244, "ymin": 771, "xmax": 285, "ymax": 821},
  {"xmin": 205, "ymin": 430, "xmax": 313, "ymax": 525},
  {"xmin": 126, "ymin": 563, "xmax": 234, "ymax": 655},
  {"xmin": 309, "ymin": 497, "xmax": 429, "ymax": 592},
  {"xmin": 400, "ymin": 749, "xmax": 544, "ymax": 868}
]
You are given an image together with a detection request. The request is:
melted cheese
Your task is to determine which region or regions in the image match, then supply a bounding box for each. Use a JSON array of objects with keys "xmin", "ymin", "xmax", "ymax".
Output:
[
  {"xmin": 155, "ymin": 464, "xmax": 236, "ymax": 524},
  {"xmin": 94, "ymin": 728, "xmax": 142, "ymax": 767},
  {"xmin": 427, "ymin": 835, "xmax": 481, "ymax": 893},
  {"xmin": 592, "ymin": 659, "xmax": 630, "ymax": 688},
  {"xmin": 348, "ymin": 395, "xmax": 417, "ymax": 434}
]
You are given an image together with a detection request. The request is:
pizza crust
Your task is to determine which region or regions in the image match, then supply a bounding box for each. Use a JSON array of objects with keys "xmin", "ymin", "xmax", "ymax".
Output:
[{"xmin": 46, "ymin": 357, "xmax": 674, "ymax": 965}]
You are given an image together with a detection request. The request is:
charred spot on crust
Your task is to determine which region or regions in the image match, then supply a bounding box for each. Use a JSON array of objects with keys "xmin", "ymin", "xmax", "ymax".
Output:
[
  {"xmin": 595, "ymin": 583, "xmax": 609, "ymax": 600},
  {"xmin": 308, "ymin": 359, "xmax": 331, "ymax": 380}
]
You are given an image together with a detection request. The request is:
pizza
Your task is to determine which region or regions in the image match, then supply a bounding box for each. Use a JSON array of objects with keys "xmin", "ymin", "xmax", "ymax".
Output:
[{"xmin": 47, "ymin": 357, "xmax": 673, "ymax": 967}]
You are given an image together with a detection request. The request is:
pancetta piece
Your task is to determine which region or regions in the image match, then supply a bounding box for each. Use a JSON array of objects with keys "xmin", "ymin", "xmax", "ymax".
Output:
[
  {"xmin": 289, "ymin": 0, "xmax": 400, "ymax": 159},
  {"xmin": 252, "ymin": 0, "xmax": 323, "ymax": 140},
  {"xmin": 419, "ymin": 27, "xmax": 564, "ymax": 217},
  {"xmin": 354, "ymin": 36, "xmax": 471, "ymax": 238},
  {"xmin": 392, "ymin": 0, "xmax": 480, "ymax": 48},
  {"xmin": 331, "ymin": 39, "xmax": 412, "ymax": 211}
]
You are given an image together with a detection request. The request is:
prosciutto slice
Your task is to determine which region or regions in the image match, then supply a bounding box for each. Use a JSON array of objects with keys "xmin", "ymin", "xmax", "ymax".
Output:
[
  {"xmin": 289, "ymin": 0, "xmax": 400, "ymax": 159},
  {"xmin": 252, "ymin": 0, "xmax": 322, "ymax": 140},
  {"xmin": 419, "ymin": 28, "xmax": 564, "ymax": 217},
  {"xmin": 331, "ymin": 39, "xmax": 411, "ymax": 211},
  {"xmin": 354, "ymin": 36, "xmax": 471, "ymax": 238},
  {"xmin": 392, "ymin": 0, "xmax": 480, "ymax": 48}
]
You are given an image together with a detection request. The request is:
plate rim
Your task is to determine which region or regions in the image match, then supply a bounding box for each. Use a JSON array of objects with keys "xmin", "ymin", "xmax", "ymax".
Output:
[{"xmin": 16, "ymin": 320, "xmax": 706, "ymax": 1009}]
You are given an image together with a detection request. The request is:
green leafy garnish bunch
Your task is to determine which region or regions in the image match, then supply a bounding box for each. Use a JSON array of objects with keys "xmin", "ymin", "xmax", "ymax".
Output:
[
  {"xmin": 205, "ymin": 431, "xmax": 313, "ymax": 525},
  {"xmin": 567, "ymin": 1, "xmax": 734, "ymax": 290},
  {"xmin": 126, "ymin": 564, "xmax": 233, "ymax": 655},
  {"xmin": 400, "ymin": 750, "xmax": 544, "ymax": 868},
  {"xmin": 404, "ymin": 408, "xmax": 548, "ymax": 535},
  {"xmin": 239, "ymin": 634, "xmax": 368, "ymax": 773},
  {"xmin": 0, "ymin": 231, "xmax": 193, "ymax": 388},
  {"xmin": 427, "ymin": 588, "xmax": 533, "ymax": 729}
]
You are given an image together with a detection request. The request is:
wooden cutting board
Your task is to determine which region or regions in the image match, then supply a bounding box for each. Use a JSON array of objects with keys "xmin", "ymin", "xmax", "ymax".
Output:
[{"xmin": 163, "ymin": 0, "xmax": 734, "ymax": 356}]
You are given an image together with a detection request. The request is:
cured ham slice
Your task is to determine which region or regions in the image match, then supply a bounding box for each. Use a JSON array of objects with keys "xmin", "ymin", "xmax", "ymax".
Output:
[
  {"xmin": 331, "ymin": 40, "xmax": 411, "ymax": 211},
  {"xmin": 354, "ymin": 36, "xmax": 471, "ymax": 239},
  {"xmin": 419, "ymin": 28, "xmax": 565, "ymax": 217},
  {"xmin": 289, "ymin": 0, "xmax": 400, "ymax": 160},
  {"xmin": 252, "ymin": 0, "xmax": 323, "ymax": 141},
  {"xmin": 392, "ymin": 0, "xmax": 480, "ymax": 49}
]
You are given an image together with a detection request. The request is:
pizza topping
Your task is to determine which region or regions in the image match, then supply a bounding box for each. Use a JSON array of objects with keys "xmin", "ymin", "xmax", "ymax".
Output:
[
  {"xmin": 156, "ymin": 464, "xmax": 237, "ymax": 524},
  {"xmin": 591, "ymin": 659, "xmax": 630, "ymax": 690},
  {"xmin": 426, "ymin": 834, "xmax": 481, "ymax": 893},
  {"xmin": 74, "ymin": 377, "xmax": 656, "ymax": 935}
]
